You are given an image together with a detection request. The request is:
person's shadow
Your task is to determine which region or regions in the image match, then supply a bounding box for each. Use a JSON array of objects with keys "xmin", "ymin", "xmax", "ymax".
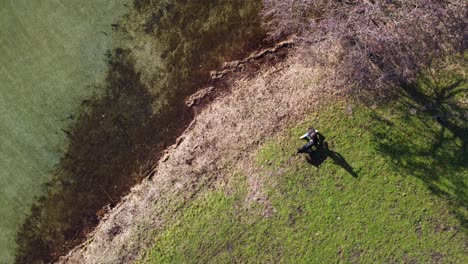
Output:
[{"xmin": 304, "ymin": 133, "xmax": 358, "ymax": 178}]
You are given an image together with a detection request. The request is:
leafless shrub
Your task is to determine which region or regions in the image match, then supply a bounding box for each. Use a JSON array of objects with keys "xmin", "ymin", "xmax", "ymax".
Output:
[
  {"xmin": 262, "ymin": 0, "xmax": 320, "ymax": 40},
  {"xmin": 263, "ymin": 0, "xmax": 467, "ymax": 98}
]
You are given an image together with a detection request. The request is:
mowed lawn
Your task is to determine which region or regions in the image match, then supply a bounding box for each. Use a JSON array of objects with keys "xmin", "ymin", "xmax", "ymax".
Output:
[{"xmin": 138, "ymin": 71, "xmax": 467, "ymax": 263}]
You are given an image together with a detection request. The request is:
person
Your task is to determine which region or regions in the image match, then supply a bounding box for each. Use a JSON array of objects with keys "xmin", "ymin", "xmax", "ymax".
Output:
[{"xmin": 297, "ymin": 127, "xmax": 319, "ymax": 154}]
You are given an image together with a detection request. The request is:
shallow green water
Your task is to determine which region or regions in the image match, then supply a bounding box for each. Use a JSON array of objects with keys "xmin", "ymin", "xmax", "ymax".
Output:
[{"xmin": 0, "ymin": 0, "xmax": 129, "ymax": 262}]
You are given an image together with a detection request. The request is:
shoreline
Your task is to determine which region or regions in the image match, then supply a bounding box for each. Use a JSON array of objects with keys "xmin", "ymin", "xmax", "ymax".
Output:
[
  {"xmin": 58, "ymin": 36, "xmax": 302, "ymax": 264},
  {"xmin": 65, "ymin": 37, "xmax": 294, "ymax": 262},
  {"xmin": 15, "ymin": 1, "xmax": 269, "ymax": 262}
]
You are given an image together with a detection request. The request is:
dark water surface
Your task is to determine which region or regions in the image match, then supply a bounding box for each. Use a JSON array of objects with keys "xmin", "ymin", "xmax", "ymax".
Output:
[{"xmin": 9, "ymin": 1, "xmax": 266, "ymax": 263}]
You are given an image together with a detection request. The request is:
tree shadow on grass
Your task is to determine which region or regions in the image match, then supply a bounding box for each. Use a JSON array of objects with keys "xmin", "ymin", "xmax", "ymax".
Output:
[
  {"xmin": 371, "ymin": 68, "xmax": 467, "ymax": 230},
  {"xmin": 304, "ymin": 134, "xmax": 358, "ymax": 178}
]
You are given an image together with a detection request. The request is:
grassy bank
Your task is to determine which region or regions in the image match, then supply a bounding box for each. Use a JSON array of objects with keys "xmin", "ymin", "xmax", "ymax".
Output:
[{"xmin": 138, "ymin": 69, "xmax": 467, "ymax": 263}]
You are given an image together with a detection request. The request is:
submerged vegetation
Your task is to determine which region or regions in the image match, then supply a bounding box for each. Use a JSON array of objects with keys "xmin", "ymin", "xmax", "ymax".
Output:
[
  {"xmin": 16, "ymin": 1, "xmax": 265, "ymax": 262},
  {"xmin": 16, "ymin": 49, "xmax": 160, "ymax": 262},
  {"xmin": 138, "ymin": 66, "xmax": 467, "ymax": 263}
]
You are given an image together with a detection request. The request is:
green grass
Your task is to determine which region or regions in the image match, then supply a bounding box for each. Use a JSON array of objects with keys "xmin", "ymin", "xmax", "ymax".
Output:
[{"xmin": 138, "ymin": 71, "xmax": 467, "ymax": 263}]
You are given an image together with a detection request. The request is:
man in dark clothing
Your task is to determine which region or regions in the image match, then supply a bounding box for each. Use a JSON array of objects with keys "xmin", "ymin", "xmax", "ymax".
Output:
[{"xmin": 297, "ymin": 127, "xmax": 320, "ymax": 154}]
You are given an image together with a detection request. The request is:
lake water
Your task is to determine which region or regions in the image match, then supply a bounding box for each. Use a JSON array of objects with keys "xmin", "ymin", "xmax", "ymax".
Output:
[{"xmin": 0, "ymin": 0, "xmax": 129, "ymax": 262}]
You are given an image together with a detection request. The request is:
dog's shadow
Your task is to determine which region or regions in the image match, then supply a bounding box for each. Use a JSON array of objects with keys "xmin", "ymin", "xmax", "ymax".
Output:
[{"xmin": 304, "ymin": 135, "xmax": 358, "ymax": 178}]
